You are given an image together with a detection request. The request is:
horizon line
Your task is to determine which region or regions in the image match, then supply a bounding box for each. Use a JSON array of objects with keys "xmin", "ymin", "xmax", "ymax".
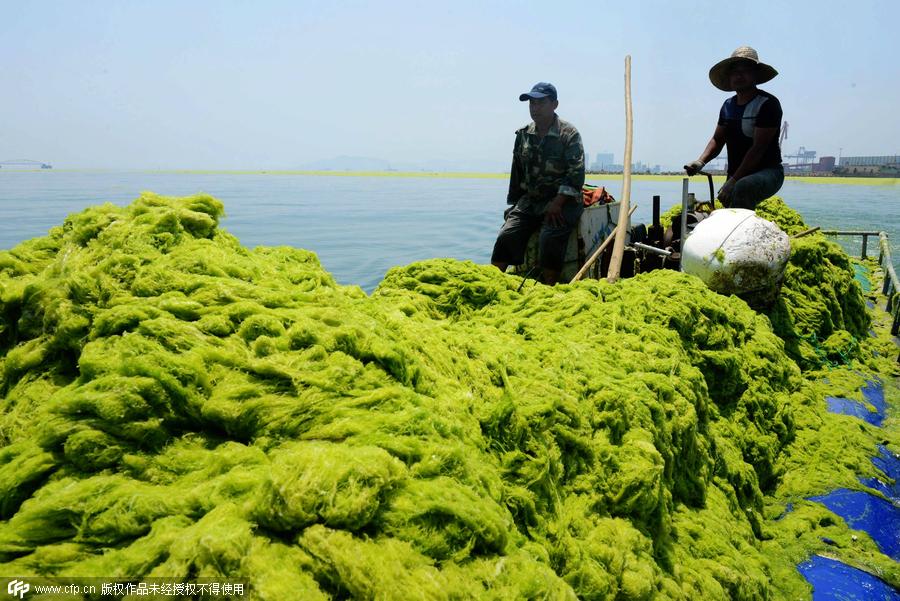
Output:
[{"xmin": 1, "ymin": 168, "xmax": 896, "ymax": 186}]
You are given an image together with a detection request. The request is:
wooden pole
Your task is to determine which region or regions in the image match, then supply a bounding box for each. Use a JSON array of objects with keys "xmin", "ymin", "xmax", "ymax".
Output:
[
  {"xmin": 679, "ymin": 178, "xmax": 689, "ymax": 271},
  {"xmin": 606, "ymin": 55, "xmax": 633, "ymax": 283},
  {"xmin": 791, "ymin": 226, "xmax": 820, "ymax": 239},
  {"xmin": 569, "ymin": 205, "xmax": 637, "ymax": 283}
]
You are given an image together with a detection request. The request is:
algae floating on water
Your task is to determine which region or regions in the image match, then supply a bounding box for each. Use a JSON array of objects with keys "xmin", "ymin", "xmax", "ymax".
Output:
[{"xmin": 0, "ymin": 192, "xmax": 897, "ymax": 599}]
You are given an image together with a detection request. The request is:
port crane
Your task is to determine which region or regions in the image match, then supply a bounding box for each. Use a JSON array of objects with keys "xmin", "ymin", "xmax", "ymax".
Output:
[{"xmin": 779, "ymin": 121, "xmax": 788, "ymax": 147}]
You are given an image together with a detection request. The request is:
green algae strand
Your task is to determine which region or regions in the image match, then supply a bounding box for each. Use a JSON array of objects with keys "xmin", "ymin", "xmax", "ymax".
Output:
[{"xmin": 0, "ymin": 192, "xmax": 896, "ymax": 600}]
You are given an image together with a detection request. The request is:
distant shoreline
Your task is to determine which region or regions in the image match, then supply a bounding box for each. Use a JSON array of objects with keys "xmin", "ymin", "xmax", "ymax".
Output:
[{"xmin": 2, "ymin": 169, "xmax": 896, "ymax": 186}]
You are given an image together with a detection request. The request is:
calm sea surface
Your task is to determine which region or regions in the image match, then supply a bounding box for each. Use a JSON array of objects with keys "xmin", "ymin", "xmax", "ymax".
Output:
[{"xmin": 1, "ymin": 171, "xmax": 898, "ymax": 292}]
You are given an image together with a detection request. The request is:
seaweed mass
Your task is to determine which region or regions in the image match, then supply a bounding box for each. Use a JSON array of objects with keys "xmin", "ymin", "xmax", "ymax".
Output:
[{"xmin": 0, "ymin": 193, "xmax": 897, "ymax": 599}]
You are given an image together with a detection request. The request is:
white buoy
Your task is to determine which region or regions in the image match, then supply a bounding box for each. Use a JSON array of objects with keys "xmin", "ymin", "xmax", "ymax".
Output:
[{"xmin": 682, "ymin": 209, "xmax": 791, "ymax": 304}]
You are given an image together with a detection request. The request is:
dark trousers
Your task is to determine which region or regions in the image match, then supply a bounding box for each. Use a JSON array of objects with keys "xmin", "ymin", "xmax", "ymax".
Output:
[
  {"xmin": 491, "ymin": 200, "xmax": 583, "ymax": 271},
  {"xmin": 730, "ymin": 167, "xmax": 785, "ymax": 209}
]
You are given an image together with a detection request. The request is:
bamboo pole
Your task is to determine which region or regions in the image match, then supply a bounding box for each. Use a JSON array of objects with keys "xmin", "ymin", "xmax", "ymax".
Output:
[
  {"xmin": 606, "ymin": 55, "xmax": 633, "ymax": 283},
  {"xmin": 791, "ymin": 226, "xmax": 821, "ymax": 239},
  {"xmin": 570, "ymin": 204, "xmax": 637, "ymax": 283}
]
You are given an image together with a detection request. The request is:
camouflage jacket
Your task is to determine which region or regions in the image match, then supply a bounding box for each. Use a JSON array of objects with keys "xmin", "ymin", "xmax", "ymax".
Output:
[{"xmin": 507, "ymin": 116, "xmax": 585, "ymax": 214}]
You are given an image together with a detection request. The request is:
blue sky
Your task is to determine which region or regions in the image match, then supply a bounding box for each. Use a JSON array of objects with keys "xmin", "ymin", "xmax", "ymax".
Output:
[{"xmin": 1, "ymin": 0, "xmax": 897, "ymax": 170}]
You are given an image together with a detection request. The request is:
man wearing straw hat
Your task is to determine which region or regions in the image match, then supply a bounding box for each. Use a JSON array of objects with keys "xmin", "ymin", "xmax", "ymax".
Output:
[
  {"xmin": 685, "ymin": 47, "xmax": 784, "ymax": 209},
  {"xmin": 491, "ymin": 82, "xmax": 585, "ymax": 285}
]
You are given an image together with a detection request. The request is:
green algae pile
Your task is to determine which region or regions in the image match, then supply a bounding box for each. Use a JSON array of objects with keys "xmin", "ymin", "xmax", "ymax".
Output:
[{"xmin": 0, "ymin": 193, "xmax": 897, "ymax": 600}]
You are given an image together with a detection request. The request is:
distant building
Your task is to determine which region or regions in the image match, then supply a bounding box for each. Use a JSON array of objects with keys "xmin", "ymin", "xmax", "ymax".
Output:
[
  {"xmin": 837, "ymin": 155, "xmax": 900, "ymax": 176},
  {"xmin": 593, "ymin": 152, "xmax": 614, "ymax": 171},
  {"xmin": 812, "ymin": 156, "xmax": 836, "ymax": 173},
  {"xmin": 705, "ymin": 157, "xmax": 728, "ymax": 173},
  {"xmin": 840, "ymin": 155, "xmax": 900, "ymax": 167}
]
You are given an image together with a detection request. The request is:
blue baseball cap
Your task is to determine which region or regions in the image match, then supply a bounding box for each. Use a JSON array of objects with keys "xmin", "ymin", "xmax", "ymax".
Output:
[{"xmin": 519, "ymin": 82, "xmax": 557, "ymax": 101}]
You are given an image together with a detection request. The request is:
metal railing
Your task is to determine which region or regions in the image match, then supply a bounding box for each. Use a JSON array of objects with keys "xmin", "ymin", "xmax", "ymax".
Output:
[
  {"xmin": 822, "ymin": 230, "xmax": 900, "ymax": 361},
  {"xmin": 820, "ymin": 230, "xmax": 882, "ymax": 260}
]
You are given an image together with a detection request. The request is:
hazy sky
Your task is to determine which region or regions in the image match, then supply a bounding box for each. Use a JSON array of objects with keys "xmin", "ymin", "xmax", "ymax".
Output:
[{"xmin": 2, "ymin": 0, "xmax": 897, "ymax": 170}]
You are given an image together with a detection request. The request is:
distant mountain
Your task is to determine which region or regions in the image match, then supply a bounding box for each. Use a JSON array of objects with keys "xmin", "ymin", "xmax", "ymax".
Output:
[
  {"xmin": 393, "ymin": 158, "xmax": 509, "ymax": 173},
  {"xmin": 298, "ymin": 155, "xmax": 507, "ymax": 173}
]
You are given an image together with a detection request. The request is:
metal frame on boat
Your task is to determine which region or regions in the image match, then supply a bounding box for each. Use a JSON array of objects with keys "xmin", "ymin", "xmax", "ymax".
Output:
[{"xmin": 823, "ymin": 229, "xmax": 900, "ymax": 360}]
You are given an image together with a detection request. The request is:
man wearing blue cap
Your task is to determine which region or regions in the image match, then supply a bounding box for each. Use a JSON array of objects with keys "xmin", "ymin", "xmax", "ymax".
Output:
[{"xmin": 491, "ymin": 82, "xmax": 585, "ymax": 285}]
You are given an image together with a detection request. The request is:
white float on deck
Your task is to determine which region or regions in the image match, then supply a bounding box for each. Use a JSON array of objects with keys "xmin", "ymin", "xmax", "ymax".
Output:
[{"xmin": 681, "ymin": 208, "xmax": 791, "ymax": 302}]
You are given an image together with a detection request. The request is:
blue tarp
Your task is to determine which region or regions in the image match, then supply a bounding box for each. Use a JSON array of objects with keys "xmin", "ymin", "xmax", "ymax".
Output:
[
  {"xmin": 825, "ymin": 380, "xmax": 887, "ymax": 427},
  {"xmin": 853, "ymin": 264, "xmax": 872, "ymax": 293},
  {"xmin": 800, "ymin": 268, "xmax": 899, "ymax": 596},
  {"xmin": 826, "ymin": 396, "xmax": 883, "ymax": 426},
  {"xmin": 861, "ymin": 380, "xmax": 888, "ymax": 417},
  {"xmin": 797, "ymin": 555, "xmax": 900, "ymax": 600},
  {"xmin": 860, "ymin": 445, "xmax": 900, "ymax": 503},
  {"xmin": 808, "ymin": 489, "xmax": 900, "ymax": 559},
  {"xmin": 807, "ymin": 392, "xmax": 900, "ymax": 593}
]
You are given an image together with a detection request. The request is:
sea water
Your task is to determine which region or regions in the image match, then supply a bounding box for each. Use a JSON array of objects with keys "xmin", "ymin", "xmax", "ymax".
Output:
[{"xmin": 1, "ymin": 171, "xmax": 897, "ymax": 292}]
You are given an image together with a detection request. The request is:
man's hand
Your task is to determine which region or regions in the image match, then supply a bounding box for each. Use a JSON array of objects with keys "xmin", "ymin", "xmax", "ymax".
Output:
[
  {"xmin": 684, "ymin": 160, "xmax": 706, "ymax": 176},
  {"xmin": 544, "ymin": 195, "xmax": 568, "ymax": 227},
  {"xmin": 717, "ymin": 178, "xmax": 736, "ymax": 206}
]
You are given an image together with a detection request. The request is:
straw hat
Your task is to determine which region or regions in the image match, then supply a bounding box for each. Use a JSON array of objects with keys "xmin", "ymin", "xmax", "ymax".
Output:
[{"xmin": 709, "ymin": 46, "xmax": 778, "ymax": 92}]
